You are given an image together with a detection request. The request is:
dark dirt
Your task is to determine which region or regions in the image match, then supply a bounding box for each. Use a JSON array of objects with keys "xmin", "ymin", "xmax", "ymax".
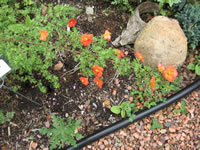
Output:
[{"xmin": 0, "ymin": 0, "xmax": 199, "ymax": 150}]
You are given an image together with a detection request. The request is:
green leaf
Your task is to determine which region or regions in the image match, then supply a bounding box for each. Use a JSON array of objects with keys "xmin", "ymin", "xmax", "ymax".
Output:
[
  {"xmin": 25, "ymin": 15, "xmax": 31, "ymax": 27},
  {"xmin": 195, "ymin": 64, "xmax": 200, "ymax": 75},
  {"xmin": 8, "ymin": 24, "xmax": 25, "ymax": 33},
  {"xmin": 111, "ymin": 106, "xmax": 121, "ymax": 114},
  {"xmin": 151, "ymin": 119, "xmax": 163, "ymax": 129},
  {"xmin": 121, "ymin": 110, "xmax": 126, "ymax": 118},
  {"xmin": 187, "ymin": 63, "xmax": 195, "ymax": 70}
]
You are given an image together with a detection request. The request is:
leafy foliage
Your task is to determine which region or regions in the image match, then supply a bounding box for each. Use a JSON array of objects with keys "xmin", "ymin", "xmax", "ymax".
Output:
[
  {"xmin": 157, "ymin": 0, "xmax": 182, "ymax": 7},
  {"xmin": 175, "ymin": 3, "xmax": 200, "ymax": 49},
  {"xmin": 111, "ymin": 59, "xmax": 182, "ymax": 120},
  {"xmin": 40, "ymin": 114, "xmax": 82, "ymax": 150},
  {"xmin": 0, "ymin": 109, "xmax": 15, "ymax": 124},
  {"xmin": 130, "ymin": 59, "xmax": 182, "ymax": 109},
  {"xmin": 173, "ymin": 100, "xmax": 187, "ymax": 114},
  {"xmin": 111, "ymin": 101, "xmax": 136, "ymax": 121},
  {"xmin": 151, "ymin": 119, "xmax": 163, "ymax": 129},
  {"xmin": 0, "ymin": 0, "xmax": 80, "ymax": 92},
  {"xmin": 187, "ymin": 55, "xmax": 200, "ymax": 75}
]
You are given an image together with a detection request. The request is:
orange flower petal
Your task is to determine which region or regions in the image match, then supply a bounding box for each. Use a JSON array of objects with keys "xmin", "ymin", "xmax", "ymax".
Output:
[
  {"xmin": 150, "ymin": 76, "xmax": 156, "ymax": 91},
  {"xmin": 80, "ymin": 77, "xmax": 89, "ymax": 86},
  {"xmin": 163, "ymin": 65, "xmax": 178, "ymax": 82},
  {"xmin": 115, "ymin": 49, "xmax": 124, "ymax": 58},
  {"xmin": 93, "ymin": 65, "xmax": 104, "ymax": 77},
  {"xmin": 94, "ymin": 77, "xmax": 103, "ymax": 88},
  {"xmin": 68, "ymin": 18, "xmax": 77, "ymax": 28},
  {"xmin": 157, "ymin": 62, "xmax": 165, "ymax": 72},
  {"xmin": 103, "ymin": 30, "xmax": 111, "ymax": 41},
  {"xmin": 40, "ymin": 30, "xmax": 48, "ymax": 41},
  {"xmin": 135, "ymin": 52, "xmax": 144, "ymax": 63},
  {"xmin": 81, "ymin": 33, "xmax": 93, "ymax": 46}
]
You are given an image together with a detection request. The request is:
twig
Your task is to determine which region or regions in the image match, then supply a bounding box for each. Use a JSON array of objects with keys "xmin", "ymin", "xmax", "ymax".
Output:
[
  {"xmin": 61, "ymin": 62, "xmax": 80, "ymax": 78},
  {"xmin": 109, "ymin": 70, "xmax": 120, "ymax": 84}
]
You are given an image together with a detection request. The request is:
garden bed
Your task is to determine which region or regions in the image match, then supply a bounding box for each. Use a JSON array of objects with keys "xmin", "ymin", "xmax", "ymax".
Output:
[{"xmin": 0, "ymin": 0, "xmax": 199, "ymax": 149}]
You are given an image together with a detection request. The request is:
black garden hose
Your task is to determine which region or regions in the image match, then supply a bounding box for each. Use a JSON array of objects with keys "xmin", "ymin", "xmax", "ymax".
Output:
[{"xmin": 64, "ymin": 78, "xmax": 200, "ymax": 150}]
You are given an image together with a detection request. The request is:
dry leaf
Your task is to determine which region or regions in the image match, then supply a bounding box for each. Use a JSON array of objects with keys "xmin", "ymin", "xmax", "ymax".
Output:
[
  {"xmin": 42, "ymin": 7, "xmax": 48, "ymax": 16},
  {"xmin": 169, "ymin": 128, "xmax": 176, "ymax": 132},
  {"xmin": 54, "ymin": 61, "xmax": 64, "ymax": 71},
  {"xmin": 112, "ymin": 89, "xmax": 117, "ymax": 96},
  {"xmin": 31, "ymin": 141, "xmax": 38, "ymax": 149},
  {"xmin": 44, "ymin": 121, "xmax": 50, "ymax": 128},
  {"xmin": 103, "ymin": 100, "xmax": 110, "ymax": 106},
  {"xmin": 160, "ymin": 129, "xmax": 167, "ymax": 134}
]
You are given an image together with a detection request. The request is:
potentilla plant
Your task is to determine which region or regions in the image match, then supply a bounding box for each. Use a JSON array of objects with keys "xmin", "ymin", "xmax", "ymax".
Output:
[
  {"xmin": 0, "ymin": 1, "xmax": 80, "ymax": 92},
  {"xmin": 130, "ymin": 53, "xmax": 182, "ymax": 108},
  {"xmin": 111, "ymin": 52, "xmax": 182, "ymax": 120}
]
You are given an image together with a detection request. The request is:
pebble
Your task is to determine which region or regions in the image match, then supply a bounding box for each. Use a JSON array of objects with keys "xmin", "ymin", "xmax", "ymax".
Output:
[
  {"xmin": 86, "ymin": 6, "xmax": 94, "ymax": 15},
  {"xmin": 100, "ymin": 144, "xmax": 105, "ymax": 149},
  {"xmin": 124, "ymin": 89, "xmax": 129, "ymax": 93},
  {"xmin": 164, "ymin": 122, "xmax": 171, "ymax": 128}
]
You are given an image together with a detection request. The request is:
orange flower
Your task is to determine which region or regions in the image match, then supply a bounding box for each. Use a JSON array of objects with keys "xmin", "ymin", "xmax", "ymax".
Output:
[
  {"xmin": 103, "ymin": 30, "xmax": 111, "ymax": 41},
  {"xmin": 81, "ymin": 33, "xmax": 93, "ymax": 46},
  {"xmin": 68, "ymin": 18, "xmax": 77, "ymax": 28},
  {"xmin": 163, "ymin": 65, "xmax": 178, "ymax": 82},
  {"xmin": 136, "ymin": 102, "xmax": 140, "ymax": 106},
  {"xmin": 94, "ymin": 77, "xmax": 103, "ymax": 88},
  {"xmin": 135, "ymin": 52, "xmax": 144, "ymax": 63},
  {"xmin": 157, "ymin": 62, "xmax": 165, "ymax": 72},
  {"xmin": 115, "ymin": 49, "xmax": 124, "ymax": 58},
  {"xmin": 80, "ymin": 77, "xmax": 89, "ymax": 86},
  {"xmin": 150, "ymin": 76, "xmax": 156, "ymax": 91},
  {"xmin": 39, "ymin": 30, "xmax": 48, "ymax": 41},
  {"xmin": 93, "ymin": 65, "xmax": 104, "ymax": 77}
]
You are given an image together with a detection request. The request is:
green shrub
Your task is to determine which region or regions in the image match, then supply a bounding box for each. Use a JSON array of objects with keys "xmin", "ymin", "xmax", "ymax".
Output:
[
  {"xmin": 187, "ymin": 55, "xmax": 200, "ymax": 75},
  {"xmin": 0, "ymin": 0, "xmax": 80, "ymax": 92},
  {"xmin": 40, "ymin": 114, "xmax": 82, "ymax": 150},
  {"xmin": 175, "ymin": 3, "xmax": 200, "ymax": 49},
  {"xmin": 0, "ymin": 109, "xmax": 15, "ymax": 124}
]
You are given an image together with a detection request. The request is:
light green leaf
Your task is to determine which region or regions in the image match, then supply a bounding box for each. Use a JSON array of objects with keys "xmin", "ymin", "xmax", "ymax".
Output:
[
  {"xmin": 25, "ymin": 15, "xmax": 31, "ymax": 27},
  {"xmin": 8, "ymin": 24, "xmax": 25, "ymax": 33},
  {"xmin": 195, "ymin": 64, "xmax": 200, "ymax": 75},
  {"xmin": 187, "ymin": 63, "xmax": 195, "ymax": 70},
  {"xmin": 111, "ymin": 106, "xmax": 121, "ymax": 114},
  {"xmin": 151, "ymin": 119, "xmax": 163, "ymax": 129}
]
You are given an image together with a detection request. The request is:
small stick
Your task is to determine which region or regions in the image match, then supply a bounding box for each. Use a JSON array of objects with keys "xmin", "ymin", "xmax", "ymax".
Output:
[{"xmin": 61, "ymin": 62, "xmax": 80, "ymax": 78}]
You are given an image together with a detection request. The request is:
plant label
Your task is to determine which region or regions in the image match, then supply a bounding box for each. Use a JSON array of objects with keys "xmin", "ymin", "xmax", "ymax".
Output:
[{"xmin": 0, "ymin": 59, "xmax": 11, "ymax": 78}]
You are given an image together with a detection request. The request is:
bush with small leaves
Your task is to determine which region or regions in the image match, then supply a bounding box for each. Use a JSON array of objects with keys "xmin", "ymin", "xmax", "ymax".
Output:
[{"xmin": 175, "ymin": 3, "xmax": 200, "ymax": 49}]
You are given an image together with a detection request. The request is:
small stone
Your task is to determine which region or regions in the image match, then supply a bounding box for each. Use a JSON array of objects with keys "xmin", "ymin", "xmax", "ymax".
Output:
[
  {"xmin": 86, "ymin": 6, "xmax": 94, "ymax": 15},
  {"xmin": 160, "ymin": 129, "xmax": 167, "ymax": 134},
  {"xmin": 44, "ymin": 121, "xmax": 50, "ymax": 128},
  {"xmin": 129, "ymin": 97, "xmax": 133, "ymax": 102},
  {"xmin": 124, "ymin": 95, "xmax": 129, "ymax": 99},
  {"xmin": 100, "ymin": 144, "xmax": 105, "ymax": 150},
  {"xmin": 127, "ymin": 86, "xmax": 132, "ymax": 90},
  {"xmin": 31, "ymin": 141, "xmax": 38, "ymax": 149},
  {"xmin": 164, "ymin": 122, "xmax": 171, "ymax": 128},
  {"xmin": 169, "ymin": 128, "xmax": 176, "ymax": 132},
  {"xmin": 112, "ymin": 90, "xmax": 117, "ymax": 96},
  {"xmin": 124, "ymin": 89, "xmax": 129, "ymax": 93},
  {"xmin": 133, "ymin": 133, "xmax": 139, "ymax": 139}
]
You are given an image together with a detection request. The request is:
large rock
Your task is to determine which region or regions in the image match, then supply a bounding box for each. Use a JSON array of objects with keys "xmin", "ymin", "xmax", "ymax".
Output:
[{"xmin": 134, "ymin": 16, "xmax": 187, "ymax": 69}]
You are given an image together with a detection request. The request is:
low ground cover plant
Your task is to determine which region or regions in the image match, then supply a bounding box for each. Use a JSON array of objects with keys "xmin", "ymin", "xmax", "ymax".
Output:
[
  {"xmin": 40, "ymin": 114, "xmax": 82, "ymax": 149},
  {"xmin": 0, "ymin": 109, "xmax": 15, "ymax": 124}
]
